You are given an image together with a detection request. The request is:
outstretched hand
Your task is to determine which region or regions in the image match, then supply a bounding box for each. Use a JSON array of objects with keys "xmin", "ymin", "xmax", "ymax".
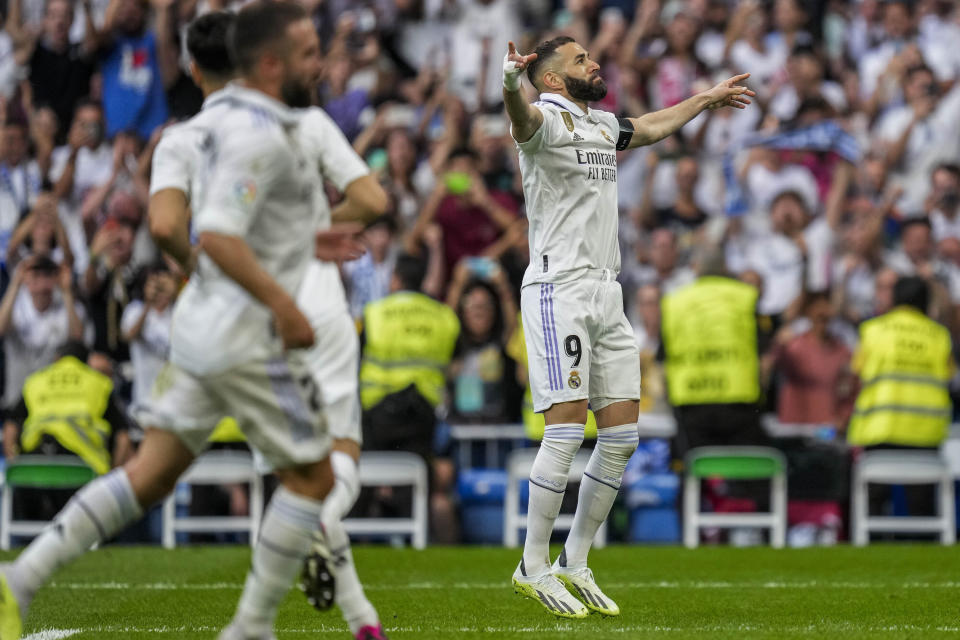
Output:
[
  {"xmin": 506, "ymin": 42, "xmax": 538, "ymax": 71},
  {"xmin": 704, "ymin": 73, "xmax": 756, "ymax": 110}
]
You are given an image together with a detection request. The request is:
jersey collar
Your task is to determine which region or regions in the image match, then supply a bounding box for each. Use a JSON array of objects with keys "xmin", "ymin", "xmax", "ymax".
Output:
[
  {"xmin": 538, "ymin": 92, "xmax": 599, "ymax": 123},
  {"xmin": 204, "ymin": 82, "xmax": 300, "ymax": 126}
]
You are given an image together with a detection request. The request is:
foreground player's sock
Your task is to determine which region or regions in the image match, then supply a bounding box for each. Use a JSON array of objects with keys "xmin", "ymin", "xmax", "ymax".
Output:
[
  {"xmin": 13, "ymin": 468, "xmax": 143, "ymax": 602},
  {"xmin": 233, "ymin": 486, "xmax": 323, "ymax": 636},
  {"xmin": 521, "ymin": 423, "xmax": 584, "ymax": 576},
  {"xmin": 563, "ymin": 423, "xmax": 639, "ymax": 568},
  {"xmin": 325, "ymin": 452, "xmax": 379, "ymax": 634}
]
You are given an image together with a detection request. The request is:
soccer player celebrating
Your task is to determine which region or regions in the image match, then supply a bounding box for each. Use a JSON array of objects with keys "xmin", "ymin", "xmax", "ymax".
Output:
[
  {"xmin": 504, "ymin": 37, "xmax": 753, "ymax": 618},
  {"xmin": 0, "ymin": 3, "xmax": 370, "ymax": 639}
]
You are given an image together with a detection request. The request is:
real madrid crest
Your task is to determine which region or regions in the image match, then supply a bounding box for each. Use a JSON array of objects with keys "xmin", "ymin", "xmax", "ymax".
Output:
[
  {"xmin": 568, "ymin": 370, "xmax": 582, "ymax": 389},
  {"xmin": 561, "ymin": 111, "xmax": 575, "ymax": 132},
  {"xmin": 601, "ymin": 129, "xmax": 614, "ymax": 144}
]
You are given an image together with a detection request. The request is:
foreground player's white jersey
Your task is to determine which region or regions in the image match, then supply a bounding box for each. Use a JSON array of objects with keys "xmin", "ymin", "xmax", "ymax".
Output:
[
  {"xmin": 164, "ymin": 84, "xmax": 320, "ymax": 376},
  {"xmin": 516, "ymin": 93, "xmax": 621, "ymax": 287}
]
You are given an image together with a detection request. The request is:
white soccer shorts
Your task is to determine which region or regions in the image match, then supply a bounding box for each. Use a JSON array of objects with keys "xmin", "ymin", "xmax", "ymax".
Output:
[
  {"xmin": 521, "ymin": 273, "xmax": 641, "ymax": 413},
  {"xmin": 136, "ymin": 353, "xmax": 331, "ymax": 470}
]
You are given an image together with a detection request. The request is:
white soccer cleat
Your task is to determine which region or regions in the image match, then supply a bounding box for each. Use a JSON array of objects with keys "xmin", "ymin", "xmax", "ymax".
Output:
[
  {"xmin": 551, "ymin": 551, "xmax": 620, "ymax": 617},
  {"xmin": 512, "ymin": 560, "xmax": 589, "ymax": 619}
]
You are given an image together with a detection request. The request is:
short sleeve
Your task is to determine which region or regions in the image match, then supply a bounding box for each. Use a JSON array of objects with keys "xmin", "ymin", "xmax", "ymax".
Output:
[
  {"xmin": 303, "ymin": 110, "xmax": 369, "ymax": 192},
  {"xmin": 193, "ymin": 127, "xmax": 289, "ymax": 237},
  {"xmin": 120, "ymin": 300, "xmax": 145, "ymax": 336},
  {"xmin": 149, "ymin": 128, "xmax": 193, "ymax": 197},
  {"xmin": 514, "ymin": 105, "xmax": 559, "ymax": 155}
]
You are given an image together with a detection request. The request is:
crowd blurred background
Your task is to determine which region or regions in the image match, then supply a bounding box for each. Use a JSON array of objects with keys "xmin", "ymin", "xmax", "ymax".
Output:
[{"xmin": 1, "ymin": 0, "xmax": 960, "ymax": 546}]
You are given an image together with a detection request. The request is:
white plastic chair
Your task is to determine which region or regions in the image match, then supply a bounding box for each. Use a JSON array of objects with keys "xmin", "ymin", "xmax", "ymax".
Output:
[
  {"xmin": 503, "ymin": 448, "xmax": 607, "ymax": 549},
  {"xmin": 162, "ymin": 449, "xmax": 263, "ymax": 549},
  {"xmin": 851, "ymin": 450, "xmax": 955, "ymax": 545},
  {"xmin": 683, "ymin": 446, "xmax": 787, "ymax": 549},
  {"xmin": 343, "ymin": 451, "xmax": 429, "ymax": 549}
]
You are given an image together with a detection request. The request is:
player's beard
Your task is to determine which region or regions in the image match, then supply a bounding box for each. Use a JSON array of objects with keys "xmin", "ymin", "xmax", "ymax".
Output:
[
  {"xmin": 281, "ymin": 79, "xmax": 314, "ymax": 108},
  {"xmin": 564, "ymin": 74, "xmax": 607, "ymax": 102}
]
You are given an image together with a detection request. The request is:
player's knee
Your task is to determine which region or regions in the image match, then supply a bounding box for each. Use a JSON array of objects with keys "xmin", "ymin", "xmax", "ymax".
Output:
[
  {"xmin": 596, "ymin": 427, "xmax": 639, "ymax": 465},
  {"xmin": 541, "ymin": 423, "xmax": 585, "ymax": 465},
  {"xmin": 277, "ymin": 458, "xmax": 335, "ymax": 501}
]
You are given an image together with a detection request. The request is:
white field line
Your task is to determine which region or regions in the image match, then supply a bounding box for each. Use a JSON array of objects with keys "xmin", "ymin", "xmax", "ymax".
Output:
[
  {"xmin": 46, "ymin": 580, "xmax": 960, "ymax": 591},
  {"xmin": 21, "ymin": 631, "xmax": 81, "ymax": 640},
  {"xmin": 21, "ymin": 625, "xmax": 960, "ymax": 636}
]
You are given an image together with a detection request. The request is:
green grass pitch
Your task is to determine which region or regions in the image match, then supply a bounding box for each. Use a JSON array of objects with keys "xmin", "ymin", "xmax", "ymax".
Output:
[{"xmin": 8, "ymin": 544, "xmax": 960, "ymax": 639}]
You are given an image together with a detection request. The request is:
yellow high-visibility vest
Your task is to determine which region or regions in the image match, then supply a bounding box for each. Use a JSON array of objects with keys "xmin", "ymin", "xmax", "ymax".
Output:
[
  {"xmin": 360, "ymin": 291, "xmax": 460, "ymax": 409},
  {"xmin": 21, "ymin": 356, "xmax": 114, "ymax": 474},
  {"xmin": 208, "ymin": 417, "xmax": 245, "ymax": 443},
  {"xmin": 661, "ymin": 276, "xmax": 760, "ymax": 406},
  {"xmin": 848, "ymin": 306, "xmax": 953, "ymax": 447}
]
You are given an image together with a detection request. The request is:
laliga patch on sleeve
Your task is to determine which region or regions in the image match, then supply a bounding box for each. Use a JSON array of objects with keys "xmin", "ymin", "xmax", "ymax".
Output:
[{"xmin": 232, "ymin": 178, "xmax": 257, "ymax": 207}]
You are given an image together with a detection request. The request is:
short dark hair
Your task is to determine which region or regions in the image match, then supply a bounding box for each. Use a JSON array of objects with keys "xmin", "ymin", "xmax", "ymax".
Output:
[
  {"xmin": 448, "ymin": 146, "xmax": 478, "ymax": 163},
  {"xmin": 526, "ymin": 36, "xmax": 575, "ymax": 92},
  {"xmin": 934, "ymin": 163, "xmax": 960, "ymax": 181},
  {"xmin": 771, "ymin": 189, "xmax": 808, "ymax": 212},
  {"xmin": 901, "ymin": 216, "xmax": 932, "ymax": 233},
  {"xmin": 73, "ymin": 98, "xmax": 103, "ymax": 116},
  {"xmin": 57, "ymin": 340, "xmax": 90, "ymax": 363},
  {"xmin": 187, "ymin": 11, "xmax": 236, "ymax": 76},
  {"xmin": 893, "ymin": 276, "xmax": 930, "ymax": 312},
  {"xmin": 394, "ymin": 253, "xmax": 427, "ymax": 292},
  {"xmin": 229, "ymin": 1, "xmax": 307, "ymax": 74}
]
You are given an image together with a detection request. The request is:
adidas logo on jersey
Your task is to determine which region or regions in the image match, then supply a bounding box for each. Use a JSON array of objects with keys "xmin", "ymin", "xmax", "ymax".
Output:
[{"xmin": 572, "ymin": 133, "xmax": 584, "ymax": 141}]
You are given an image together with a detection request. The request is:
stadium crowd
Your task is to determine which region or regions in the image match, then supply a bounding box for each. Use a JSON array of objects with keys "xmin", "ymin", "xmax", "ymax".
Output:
[{"xmin": 0, "ymin": 0, "xmax": 959, "ymax": 545}]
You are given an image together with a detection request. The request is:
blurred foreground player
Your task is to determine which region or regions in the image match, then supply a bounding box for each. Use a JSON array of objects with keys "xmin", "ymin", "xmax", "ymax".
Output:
[
  {"xmin": 148, "ymin": 11, "xmax": 389, "ymax": 639},
  {"xmin": 0, "ymin": 3, "xmax": 345, "ymax": 639}
]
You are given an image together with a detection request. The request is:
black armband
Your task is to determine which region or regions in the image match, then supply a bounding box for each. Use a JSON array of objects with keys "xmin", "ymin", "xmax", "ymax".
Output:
[{"xmin": 616, "ymin": 117, "xmax": 634, "ymax": 151}]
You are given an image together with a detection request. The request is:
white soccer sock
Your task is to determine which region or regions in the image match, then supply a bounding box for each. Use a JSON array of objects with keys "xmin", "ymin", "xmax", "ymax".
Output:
[
  {"xmin": 234, "ymin": 486, "xmax": 323, "ymax": 636},
  {"xmin": 324, "ymin": 451, "xmax": 379, "ymax": 634},
  {"xmin": 522, "ymin": 423, "xmax": 584, "ymax": 576},
  {"xmin": 563, "ymin": 423, "xmax": 639, "ymax": 568},
  {"xmin": 13, "ymin": 468, "xmax": 143, "ymax": 601}
]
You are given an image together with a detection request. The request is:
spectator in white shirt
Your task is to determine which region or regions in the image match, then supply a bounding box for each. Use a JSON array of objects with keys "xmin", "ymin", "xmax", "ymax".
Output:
[
  {"xmin": 0, "ymin": 255, "xmax": 85, "ymax": 407},
  {"xmin": 768, "ymin": 45, "xmax": 846, "ymax": 124},
  {"xmin": 928, "ymin": 163, "xmax": 960, "ymax": 242},
  {"xmin": 120, "ymin": 263, "xmax": 176, "ymax": 407},
  {"xmin": 885, "ymin": 217, "xmax": 959, "ymax": 326},
  {"xmin": 0, "ymin": 120, "xmax": 43, "ymax": 217},
  {"xmin": 628, "ymin": 228, "xmax": 696, "ymax": 297}
]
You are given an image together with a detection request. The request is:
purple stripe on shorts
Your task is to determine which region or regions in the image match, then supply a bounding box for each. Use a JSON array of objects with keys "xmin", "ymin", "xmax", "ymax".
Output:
[
  {"xmin": 546, "ymin": 284, "xmax": 564, "ymax": 389},
  {"xmin": 539, "ymin": 284, "xmax": 558, "ymax": 390}
]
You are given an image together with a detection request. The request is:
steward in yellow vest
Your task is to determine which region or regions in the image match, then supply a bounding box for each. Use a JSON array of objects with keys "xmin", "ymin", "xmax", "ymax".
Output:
[
  {"xmin": 660, "ymin": 252, "xmax": 765, "ymax": 455},
  {"xmin": 849, "ymin": 276, "xmax": 954, "ymax": 448},
  {"xmin": 3, "ymin": 343, "xmax": 132, "ymax": 475},
  {"xmin": 360, "ymin": 266, "xmax": 460, "ymax": 412},
  {"xmin": 359, "ymin": 255, "xmax": 460, "ymax": 458}
]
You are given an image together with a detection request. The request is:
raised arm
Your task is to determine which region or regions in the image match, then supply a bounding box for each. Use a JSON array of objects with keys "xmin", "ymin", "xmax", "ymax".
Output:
[
  {"xmin": 623, "ymin": 73, "xmax": 755, "ymax": 149},
  {"xmin": 502, "ymin": 42, "xmax": 544, "ymax": 144}
]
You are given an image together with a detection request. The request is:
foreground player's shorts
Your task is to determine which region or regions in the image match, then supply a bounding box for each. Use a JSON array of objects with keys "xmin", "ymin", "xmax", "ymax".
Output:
[
  {"xmin": 521, "ymin": 271, "xmax": 641, "ymax": 414},
  {"xmin": 136, "ymin": 353, "xmax": 331, "ymax": 470}
]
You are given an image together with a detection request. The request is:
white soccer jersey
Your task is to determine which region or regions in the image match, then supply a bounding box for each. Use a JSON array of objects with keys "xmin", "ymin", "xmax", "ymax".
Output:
[
  {"xmin": 516, "ymin": 92, "xmax": 622, "ymax": 287},
  {"xmin": 167, "ymin": 84, "xmax": 320, "ymax": 376}
]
